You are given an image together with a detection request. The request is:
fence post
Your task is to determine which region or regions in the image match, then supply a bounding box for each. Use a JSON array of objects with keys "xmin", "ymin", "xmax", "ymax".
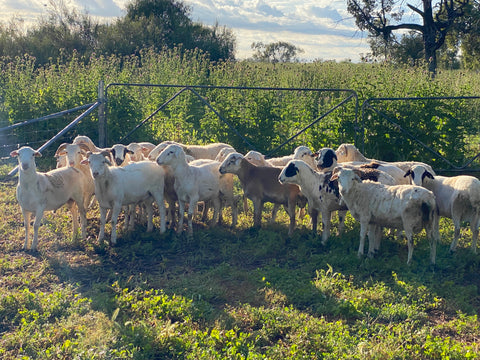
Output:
[{"xmin": 98, "ymin": 80, "xmax": 106, "ymax": 147}]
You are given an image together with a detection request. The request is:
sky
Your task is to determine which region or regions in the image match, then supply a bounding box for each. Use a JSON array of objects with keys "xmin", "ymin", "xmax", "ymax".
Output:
[{"xmin": 0, "ymin": 0, "xmax": 373, "ymax": 62}]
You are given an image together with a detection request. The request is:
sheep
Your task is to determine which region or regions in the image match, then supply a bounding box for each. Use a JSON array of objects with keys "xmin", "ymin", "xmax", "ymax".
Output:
[
  {"xmin": 293, "ymin": 146, "xmax": 317, "ymax": 169},
  {"xmin": 54, "ymin": 142, "xmax": 95, "ymax": 209},
  {"xmin": 279, "ymin": 160, "xmax": 347, "ymax": 244},
  {"xmin": 110, "ymin": 143, "xmax": 134, "ymax": 167},
  {"xmin": 149, "ymin": 141, "xmax": 233, "ymax": 161},
  {"xmin": 219, "ymin": 152, "xmax": 301, "ymax": 235},
  {"xmin": 10, "ymin": 146, "xmax": 89, "ymax": 251},
  {"xmin": 215, "ymin": 146, "xmax": 237, "ymax": 162},
  {"xmin": 155, "ymin": 144, "xmax": 223, "ymax": 235},
  {"xmin": 126, "ymin": 142, "xmax": 148, "ymax": 162},
  {"xmin": 331, "ymin": 168, "xmax": 439, "ymax": 264},
  {"xmin": 316, "ymin": 147, "xmax": 409, "ymax": 185},
  {"xmin": 335, "ymin": 143, "xmax": 436, "ymax": 175},
  {"xmin": 81, "ymin": 151, "xmax": 167, "ymax": 245},
  {"xmin": 404, "ymin": 165, "xmax": 480, "ymax": 253}
]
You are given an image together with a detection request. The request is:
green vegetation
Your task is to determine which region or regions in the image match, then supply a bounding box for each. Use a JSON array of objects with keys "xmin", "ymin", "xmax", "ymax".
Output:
[
  {"xmin": 2, "ymin": 54, "xmax": 480, "ymax": 359},
  {"xmin": 1, "ymin": 163, "xmax": 480, "ymax": 358}
]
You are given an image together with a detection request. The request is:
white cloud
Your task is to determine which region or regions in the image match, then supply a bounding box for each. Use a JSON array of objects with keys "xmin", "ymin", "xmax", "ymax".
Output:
[{"xmin": 0, "ymin": 0, "xmax": 370, "ymax": 61}]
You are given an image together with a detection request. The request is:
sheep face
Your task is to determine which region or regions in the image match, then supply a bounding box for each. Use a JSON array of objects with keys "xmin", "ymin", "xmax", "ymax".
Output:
[
  {"xmin": 84, "ymin": 152, "xmax": 111, "ymax": 179},
  {"xmin": 219, "ymin": 153, "xmax": 244, "ymax": 174},
  {"xmin": 293, "ymin": 146, "xmax": 313, "ymax": 159},
  {"xmin": 332, "ymin": 168, "xmax": 361, "ymax": 191},
  {"xmin": 110, "ymin": 144, "xmax": 134, "ymax": 166},
  {"xmin": 278, "ymin": 161, "xmax": 300, "ymax": 184},
  {"xmin": 244, "ymin": 151, "xmax": 267, "ymax": 166},
  {"xmin": 155, "ymin": 144, "xmax": 185, "ymax": 166},
  {"xmin": 56, "ymin": 143, "xmax": 90, "ymax": 167},
  {"xmin": 148, "ymin": 142, "xmax": 176, "ymax": 161},
  {"xmin": 404, "ymin": 165, "xmax": 434, "ymax": 186},
  {"xmin": 215, "ymin": 146, "xmax": 236, "ymax": 162},
  {"xmin": 316, "ymin": 148, "xmax": 337, "ymax": 170},
  {"xmin": 11, "ymin": 146, "xmax": 41, "ymax": 171}
]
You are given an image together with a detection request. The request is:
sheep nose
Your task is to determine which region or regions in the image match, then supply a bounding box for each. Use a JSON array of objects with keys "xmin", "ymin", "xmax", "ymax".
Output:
[
  {"xmin": 92, "ymin": 171, "xmax": 99, "ymax": 178},
  {"xmin": 21, "ymin": 163, "xmax": 29, "ymax": 170},
  {"xmin": 115, "ymin": 158, "xmax": 123, "ymax": 166},
  {"xmin": 69, "ymin": 162, "xmax": 75, "ymax": 167}
]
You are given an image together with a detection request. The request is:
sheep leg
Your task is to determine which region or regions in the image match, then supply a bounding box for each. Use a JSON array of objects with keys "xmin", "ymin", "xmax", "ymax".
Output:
[
  {"xmin": 22, "ymin": 210, "xmax": 32, "ymax": 250},
  {"xmin": 269, "ymin": 204, "xmax": 280, "ymax": 223},
  {"xmin": 471, "ymin": 213, "xmax": 480, "ymax": 253},
  {"xmin": 231, "ymin": 195, "xmax": 240, "ymax": 228},
  {"xmin": 210, "ymin": 197, "xmax": 221, "ymax": 228},
  {"xmin": 145, "ymin": 201, "xmax": 154, "ymax": 232},
  {"xmin": 252, "ymin": 199, "xmax": 263, "ymax": 228},
  {"xmin": 152, "ymin": 192, "xmax": 166, "ymax": 233},
  {"xmin": 187, "ymin": 198, "xmax": 198, "ymax": 235},
  {"xmin": 98, "ymin": 207, "xmax": 108, "ymax": 244},
  {"xmin": 358, "ymin": 222, "xmax": 368, "ymax": 258},
  {"xmin": 309, "ymin": 208, "xmax": 318, "ymax": 233},
  {"xmin": 67, "ymin": 201, "xmax": 80, "ymax": 241},
  {"xmin": 337, "ymin": 210, "xmax": 347, "ymax": 236},
  {"xmin": 449, "ymin": 218, "xmax": 462, "ymax": 252},
  {"xmin": 177, "ymin": 201, "xmax": 185, "ymax": 234},
  {"xmin": 405, "ymin": 229, "xmax": 414, "ymax": 265},
  {"xmin": 287, "ymin": 199, "xmax": 296, "ymax": 236},
  {"xmin": 110, "ymin": 203, "xmax": 122, "ymax": 245},
  {"xmin": 31, "ymin": 207, "xmax": 45, "ymax": 251},
  {"xmin": 367, "ymin": 224, "xmax": 381, "ymax": 258},
  {"xmin": 321, "ymin": 210, "xmax": 331, "ymax": 245}
]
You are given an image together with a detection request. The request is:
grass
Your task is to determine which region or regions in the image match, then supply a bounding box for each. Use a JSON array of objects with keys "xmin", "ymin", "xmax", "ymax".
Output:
[{"xmin": 1, "ymin": 170, "xmax": 480, "ymax": 359}]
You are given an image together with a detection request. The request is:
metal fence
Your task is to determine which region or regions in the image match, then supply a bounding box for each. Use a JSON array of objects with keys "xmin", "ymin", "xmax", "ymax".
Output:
[{"xmin": 2, "ymin": 80, "xmax": 480, "ymax": 177}]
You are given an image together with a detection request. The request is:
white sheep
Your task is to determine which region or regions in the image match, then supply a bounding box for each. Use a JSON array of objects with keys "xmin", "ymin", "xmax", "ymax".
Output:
[
  {"xmin": 54, "ymin": 142, "xmax": 95, "ymax": 210},
  {"xmin": 149, "ymin": 141, "xmax": 233, "ymax": 161},
  {"xmin": 332, "ymin": 168, "xmax": 439, "ymax": 264},
  {"xmin": 316, "ymin": 147, "xmax": 409, "ymax": 185},
  {"xmin": 279, "ymin": 160, "xmax": 347, "ymax": 244},
  {"xmin": 405, "ymin": 165, "xmax": 480, "ymax": 253},
  {"xmin": 10, "ymin": 146, "xmax": 89, "ymax": 250},
  {"xmin": 219, "ymin": 152, "xmax": 301, "ymax": 235},
  {"xmin": 335, "ymin": 143, "xmax": 436, "ymax": 175},
  {"xmin": 110, "ymin": 143, "xmax": 134, "ymax": 167},
  {"xmin": 155, "ymin": 144, "xmax": 222, "ymax": 235},
  {"xmin": 81, "ymin": 152, "xmax": 167, "ymax": 244},
  {"xmin": 292, "ymin": 146, "xmax": 316, "ymax": 169}
]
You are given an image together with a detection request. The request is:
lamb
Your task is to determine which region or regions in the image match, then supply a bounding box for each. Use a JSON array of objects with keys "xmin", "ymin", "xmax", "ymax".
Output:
[
  {"xmin": 81, "ymin": 151, "xmax": 167, "ymax": 244},
  {"xmin": 292, "ymin": 146, "xmax": 317, "ymax": 169},
  {"xmin": 149, "ymin": 141, "xmax": 234, "ymax": 161},
  {"xmin": 316, "ymin": 147, "xmax": 409, "ymax": 185},
  {"xmin": 404, "ymin": 165, "xmax": 480, "ymax": 253},
  {"xmin": 10, "ymin": 146, "xmax": 89, "ymax": 251},
  {"xmin": 279, "ymin": 160, "xmax": 347, "ymax": 244},
  {"xmin": 54, "ymin": 142, "xmax": 95, "ymax": 209},
  {"xmin": 110, "ymin": 143, "xmax": 134, "ymax": 166},
  {"xmin": 155, "ymin": 144, "xmax": 223, "ymax": 235},
  {"xmin": 332, "ymin": 168, "xmax": 439, "ymax": 264},
  {"xmin": 335, "ymin": 143, "xmax": 436, "ymax": 175},
  {"xmin": 219, "ymin": 152, "xmax": 301, "ymax": 235}
]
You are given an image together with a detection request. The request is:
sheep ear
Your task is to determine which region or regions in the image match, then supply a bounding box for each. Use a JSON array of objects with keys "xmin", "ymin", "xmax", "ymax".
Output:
[
  {"xmin": 104, "ymin": 158, "xmax": 112, "ymax": 166},
  {"xmin": 424, "ymin": 171, "xmax": 434, "ymax": 180},
  {"xmin": 10, "ymin": 150, "xmax": 19, "ymax": 157},
  {"xmin": 34, "ymin": 151, "xmax": 42, "ymax": 158},
  {"xmin": 78, "ymin": 143, "xmax": 91, "ymax": 154},
  {"xmin": 80, "ymin": 159, "xmax": 89, "ymax": 165},
  {"xmin": 55, "ymin": 143, "xmax": 68, "ymax": 157},
  {"xmin": 404, "ymin": 169, "xmax": 413, "ymax": 178}
]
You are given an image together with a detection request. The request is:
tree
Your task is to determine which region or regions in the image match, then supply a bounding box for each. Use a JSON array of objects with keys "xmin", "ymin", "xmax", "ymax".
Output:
[
  {"xmin": 347, "ymin": 0, "xmax": 469, "ymax": 74},
  {"xmin": 251, "ymin": 41, "xmax": 304, "ymax": 63}
]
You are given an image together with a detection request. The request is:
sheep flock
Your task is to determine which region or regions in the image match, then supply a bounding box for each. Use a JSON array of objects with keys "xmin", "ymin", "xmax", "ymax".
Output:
[{"xmin": 10, "ymin": 137, "xmax": 480, "ymax": 265}]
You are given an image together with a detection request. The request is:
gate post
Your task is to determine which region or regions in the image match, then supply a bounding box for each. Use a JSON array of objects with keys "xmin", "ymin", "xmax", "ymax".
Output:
[{"xmin": 98, "ymin": 80, "xmax": 107, "ymax": 147}]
